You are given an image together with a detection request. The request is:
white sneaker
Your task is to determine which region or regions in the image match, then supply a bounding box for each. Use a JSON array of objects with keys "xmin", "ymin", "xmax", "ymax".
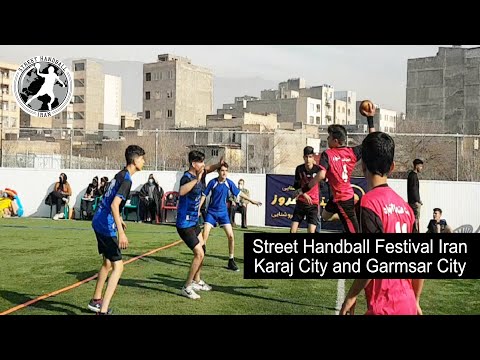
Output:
[
  {"xmin": 62, "ymin": 198, "xmax": 68, "ymax": 202},
  {"xmin": 192, "ymin": 280, "xmax": 212, "ymax": 291},
  {"xmin": 181, "ymin": 285, "xmax": 200, "ymax": 299},
  {"xmin": 58, "ymin": 213, "xmax": 65, "ymax": 219},
  {"xmin": 53, "ymin": 213, "xmax": 60, "ymax": 220}
]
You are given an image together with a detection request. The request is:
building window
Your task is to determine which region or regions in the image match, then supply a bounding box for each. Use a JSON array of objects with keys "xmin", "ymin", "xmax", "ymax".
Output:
[
  {"xmin": 159, "ymin": 72, "xmax": 163, "ymax": 80},
  {"xmin": 248, "ymin": 145, "xmax": 254, "ymax": 160},
  {"xmin": 73, "ymin": 95, "xmax": 84, "ymax": 103},
  {"xmin": 1, "ymin": 101, "xmax": 7, "ymax": 111},
  {"xmin": 145, "ymin": 110, "xmax": 151, "ymax": 119},
  {"xmin": 316, "ymin": 104, "xmax": 321, "ymax": 112},
  {"xmin": 310, "ymin": 104, "xmax": 315, "ymax": 112},
  {"xmin": 145, "ymin": 91, "xmax": 151, "ymax": 100},
  {"xmin": 347, "ymin": 96, "xmax": 351, "ymax": 103},
  {"xmin": 347, "ymin": 109, "xmax": 351, "ymax": 116},
  {"xmin": 74, "ymin": 112, "xmax": 85, "ymax": 119},
  {"xmin": 342, "ymin": 107, "xmax": 345, "ymax": 113},
  {"xmin": 316, "ymin": 116, "xmax": 320, "ymax": 124},
  {"xmin": 74, "ymin": 63, "xmax": 85, "ymax": 71},
  {"xmin": 155, "ymin": 110, "xmax": 162, "ymax": 119},
  {"xmin": 167, "ymin": 90, "xmax": 172, "ymax": 98},
  {"xmin": 74, "ymin": 79, "xmax": 85, "ymax": 87},
  {"xmin": 153, "ymin": 72, "xmax": 159, "ymax": 81},
  {"xmin": 211, "ymin": 149, "xmax": 219, "ymax": 156},
  {"xmin": 167, "ymin": 110, "xmax": 173, "ymax": 118},
  {"xmin": 168, "ymin": 70, "xmax": 174, "ymax": 79},
  {"xmin": 145, "ymin": 73, "xmax": 151, "ymax": 81},
  {"xmin": 10, "ymin": 102, "xmax": 16, "ymax": 111},
  {"xmin": 309, "ymin": 116, "xmax": 314, "ymax": 124},
  {"xmin": 155, "ymin": 91, "xmax": 161, "ymax": 99}
]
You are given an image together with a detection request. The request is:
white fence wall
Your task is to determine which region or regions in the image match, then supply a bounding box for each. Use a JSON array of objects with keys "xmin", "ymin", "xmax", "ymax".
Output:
[
  {"xmin": 1, "ymin": 168, "xmax": 478, "ymax": 231},
  {"xmin": 0, "ymin": 168, "xmax": 267, "ymax": 227}
]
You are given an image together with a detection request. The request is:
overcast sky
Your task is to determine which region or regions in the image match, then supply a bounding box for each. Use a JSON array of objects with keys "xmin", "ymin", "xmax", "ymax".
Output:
[{"xmin": 1, "ymin": 45, "xmax": 477, "ymax": 112}]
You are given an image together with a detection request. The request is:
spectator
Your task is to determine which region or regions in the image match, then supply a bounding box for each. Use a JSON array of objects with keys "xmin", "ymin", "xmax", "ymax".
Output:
[
  {"xmin": 81, "ymin": 176, "xmax": 99, "ymax": 220},
  {"xmin": 47, "ymin": 173, "xmax": 73, "ymax": 220},
  {"xmin": 0, "ymin": 189, "xmax": 20, "ymax": 218},
  {"xmin": 98, "ymin": 176, "xmax": 109, "ymax": 196},
  {"xmin": 427, "ymin": 208, "xmax": 452, "ymax": 233},
  {"xmin": 407, "ymin": 159, "xmax": 424, "ymax": 233},
  {"xmin": 139, "ymin": 174, "xmax": 164, "ymax": 223},
  {"xmin": 229, "ymin": 179, "xmax": 250, "ymax": 229}
]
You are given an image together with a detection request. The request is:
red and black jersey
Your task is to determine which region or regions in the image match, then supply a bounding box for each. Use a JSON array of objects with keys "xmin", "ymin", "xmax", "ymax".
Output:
[
  {"xmin": 359, "ymin": 184, "xmax": 415, "ymax": 233},
  {"xmin": 294, "ymin": 164, "xmax": 321, "ymax": 205},
  {"xmin": 319, "ymin": 146, "xmax": 362, "ymax": 202}
]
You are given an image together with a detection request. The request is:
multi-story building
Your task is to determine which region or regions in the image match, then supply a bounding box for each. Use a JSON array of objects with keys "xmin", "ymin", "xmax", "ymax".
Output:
[
  {"xmin": 0, "ymin": 62, "xmax": 20, "ymax": 140},
  {"xmin": 334, "ymin": 90, "xmax": 356, "ymax": 125},
  {"xmin": 143, "ymin": 54, "xmax": 213, "ymax": 130},
  {"xmin": 356, "ymin": 101, "xmax": 398, "ymax": 133},
  {"xmin": 407, "ymin": 45, "xmax": 480, "ymax": 134}
]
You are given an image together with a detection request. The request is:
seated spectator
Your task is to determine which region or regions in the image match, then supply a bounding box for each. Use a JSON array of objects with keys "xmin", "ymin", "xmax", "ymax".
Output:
[
  {"xmin": 139, "ymin": 174, "xmax": 164, "ymax": 223},
  {"xmin": 46, "ymin": 173, "xmax": 73, "ymax": 220},
  {"xmin": 427, "ymin": 208, "xmax": 452, "ymax": 233},
  {"xmin": 98, "ymin": 176, "xmax": 109, "ymax": 196},
  {"xmin": 0, "ymin": 189, "xmax": 20, "ymax": 218},
  {"xmin": 81, "ymin": 176, "xmax": 99, "ymax": 220}
]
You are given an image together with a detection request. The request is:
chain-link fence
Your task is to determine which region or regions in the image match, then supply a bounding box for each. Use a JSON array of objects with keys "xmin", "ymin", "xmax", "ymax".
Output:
[{"xmin": 1, "ymin": 128, "xmax": 479, "ymax": 181}]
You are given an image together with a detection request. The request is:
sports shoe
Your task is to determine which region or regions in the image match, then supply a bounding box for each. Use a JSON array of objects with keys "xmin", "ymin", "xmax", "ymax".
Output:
[
  {"xmin": 227, "ymin": 258, "xmax": 240, "ymax": 272},
  {"xmin": 96, "ymin": 308, "xmax": 113, "ymax": 315},
  {"xmin": 181, "ymin": 285, "xmax": 201, "ymax": 299},
  {"xmin": 88, "ymin": 299, "xmax": 113, "ymax": 314},
  {"xmin": 192, "ymin": 279, "xmax": 212, "ymax": 291}
]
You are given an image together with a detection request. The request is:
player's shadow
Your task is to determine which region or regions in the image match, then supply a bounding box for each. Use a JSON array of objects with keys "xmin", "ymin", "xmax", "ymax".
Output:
[
  {"xmin": 119, "ymin": 277, "xmax": 180, "ymax": 297},
  {"xmin": 0, "ymin": 290, "xmax": 91, "ymax": 315},
  {"xmin": 66, "ymin": 270, "xmax": 98, "ymax": 282},
  {"xmin": 151, "ymin": 274, "xmax": 335, "ymax": 310}
]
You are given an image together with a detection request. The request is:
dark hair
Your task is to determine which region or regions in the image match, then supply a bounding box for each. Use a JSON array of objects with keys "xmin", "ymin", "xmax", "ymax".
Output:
[
  {"xmin": 361, "ymin": 132, "xmax": 395, "ymax": 176},
  {"xmin": 101, "ymin": 176, "xmax": 108, "ymax": 183},
  {"xmin": 238, "ymin": 179, "xmax": 245, "ymax": 183},
  {"xmin": 125, "ymin": 145, "xmax": 145, "ymax": 165},
  {"xmin": 60, "ymin": 173, "xmax": 67, "ymax": 182},
  {"xmin": 303, "ymin": 146, "xmax": 314, "ymax": 156},
  {"xmin": 219, "ymin": 162, "xmax": 229, "ymax": 170},
  {"xmin": 433, "ymin": 208, "xmax": 442, "ymax": 214},
  {"xmin": 188, "ymin": 150, "xmax": 205, "ymax": 164},
  {"xmin": 328, "ymin": 125, "xmax": 347, "ymax": 145},
  {"xmin": 413, "ymin": 159, "xmax": 424, "ymax": 166}
]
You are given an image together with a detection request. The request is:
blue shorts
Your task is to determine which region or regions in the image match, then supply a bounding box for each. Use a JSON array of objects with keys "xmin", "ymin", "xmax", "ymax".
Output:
[{"xmin": 205, "ymin": 210, "xmax": 230, "ymax": 227}]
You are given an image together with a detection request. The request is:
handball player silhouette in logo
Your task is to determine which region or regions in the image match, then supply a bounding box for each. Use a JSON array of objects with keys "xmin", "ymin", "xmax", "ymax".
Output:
[{"xmin": 25, "ymin": 64, "xmax": 65, "ymax": 111}]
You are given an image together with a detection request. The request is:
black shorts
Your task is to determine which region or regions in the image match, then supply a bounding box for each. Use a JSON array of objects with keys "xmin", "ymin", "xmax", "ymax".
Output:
[
  {"xmin": 292, "ymin": 202, "xmax": 319, "ymax": 226},
  {"xmin": 177, "ymin": 224, "xmax": 201, "ymax": 251},
  {"xmin": 324, "ymin": 198, "xmax": 359, "ymax": 233},
  {"xmin": 95, "ymin": 231, "xmax": 122, "ymax": 262}
]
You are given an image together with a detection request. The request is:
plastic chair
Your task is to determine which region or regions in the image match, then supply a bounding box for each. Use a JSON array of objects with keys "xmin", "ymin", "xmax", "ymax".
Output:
[
  {"xmin": 453, "ymin": 225, "xmax": 474, "ymax": 233},
  {"xmin": 49, "ymin": 199, "xmax": 69, "ymax": 219},
  {"xmin": 122, "ymin": 192, "xmax": 140, "ymax": 222},
  {"xmin": 161, "ymin": 191, "xmax": 179, "ymax": 223}
]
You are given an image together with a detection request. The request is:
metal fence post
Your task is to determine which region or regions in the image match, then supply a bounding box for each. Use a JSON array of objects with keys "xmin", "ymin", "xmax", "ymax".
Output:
[
  {"xmin": 245, "ymin": 133, "xmax": 249, "ymax": 173},
  {"xmin": 456, "ymin": 134, "xmax": 459, "ymax": 181},
  {"xmin": 155, "ymin": 128, "xmax": 159, "ymax": 171},
  {"xmin": 69, "ymin": 130, "xmax": 73, "ymax": 169}
]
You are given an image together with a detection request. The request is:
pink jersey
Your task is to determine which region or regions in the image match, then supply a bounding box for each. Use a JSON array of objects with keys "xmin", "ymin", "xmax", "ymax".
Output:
[
  {"xmin": 360, "ymin": 184, "xmax": 417, "ymax": 315},
  {"xmin": 320, "ymin": 146, "xmax": 361, "ymax": 202},
  {"xmin": 295, "ymin": 164, "xmax": 321, "ymax": 205}
]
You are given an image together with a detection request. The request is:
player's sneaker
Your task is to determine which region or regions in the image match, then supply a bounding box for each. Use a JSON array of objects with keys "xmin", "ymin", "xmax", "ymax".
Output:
[
  {"xmin": 227, "ymin": 258, "xmax": 240, "ymax": 272},
  {"xmin": 96, "ymin": 308, "xmax": 113, "ymax": 315},
  {"xmin": 88, "ymin": 299, "xmax": 112, "ymax": 314},
  {"xmin": 181, "ymin": 285, "xmax": 201, "ymax": 299},
  {"xmin": 192, "ymin": 279, "xmax": 212, "ymax": 291}
]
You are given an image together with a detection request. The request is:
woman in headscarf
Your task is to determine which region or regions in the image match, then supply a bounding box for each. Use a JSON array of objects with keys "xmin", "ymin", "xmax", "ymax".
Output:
[
  {"xmin": 139, "ymin": 174, "xmax": 164, "ymax": 223},
  {"xmin": 50, "ymin": 173, "xmax": 72, "ymax": 220}
]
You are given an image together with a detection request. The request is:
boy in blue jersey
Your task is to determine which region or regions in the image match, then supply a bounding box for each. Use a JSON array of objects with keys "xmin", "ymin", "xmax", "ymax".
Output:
[
  {"xmin": 200, "ymin": 162, "xmax": 262, "ymax": 271},
  {"xmin": 177, "ymin": 150, "xmax": 212, "ymax": 300},
  {"xmin": 88, "ymin": 145, "xmax": 145, "ymax": 315}
]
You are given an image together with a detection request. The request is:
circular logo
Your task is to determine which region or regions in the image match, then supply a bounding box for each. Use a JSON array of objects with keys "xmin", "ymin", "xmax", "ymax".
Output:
[{"xmin": 12, "ymin": 56, "xmax": 73, "ymax": 117}]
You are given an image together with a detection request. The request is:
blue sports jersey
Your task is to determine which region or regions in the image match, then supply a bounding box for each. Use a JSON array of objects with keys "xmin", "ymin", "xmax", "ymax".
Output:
[
  {"xmin": 176, "ymin": 171, "xmax": 203, "ymax": 229},
  {"xmin": 203, "ymin": 178, "xmax": 240, "ymax": 213},
  {"xmin": 92, "ymin": 168, "xmax": 132, "ymax": 237}
]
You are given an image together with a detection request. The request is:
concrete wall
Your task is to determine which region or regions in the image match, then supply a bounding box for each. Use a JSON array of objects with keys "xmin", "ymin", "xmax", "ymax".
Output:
[
  {"xmin": 334, "ymin": 99, "xmax": 347, "ymax": 124},
  {"xmin": 0, "ymin": 168, "xmax": 267, "ymax": 227},
  {"xmin": 246, "ymin": 98, "xmax": 297, "ymax": 123},
  {"xmin": 2, "ymin": 168, "xmax": 478, "ymax": 232}
]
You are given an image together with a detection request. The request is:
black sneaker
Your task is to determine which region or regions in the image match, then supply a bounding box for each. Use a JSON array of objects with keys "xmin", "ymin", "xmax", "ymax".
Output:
[
  {"xmin": 227, "ymin": 258, "xmax": 240, "ymax": 272},
  {"xmin": 88, "ymin": 298, "xmax": 102, "ymax": 313},
  {"xmin": 96, "ymin": 308, "xmax": 113, "ymax": 315}
]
